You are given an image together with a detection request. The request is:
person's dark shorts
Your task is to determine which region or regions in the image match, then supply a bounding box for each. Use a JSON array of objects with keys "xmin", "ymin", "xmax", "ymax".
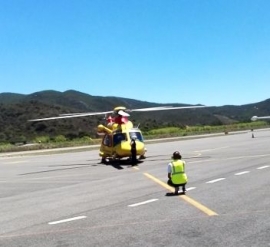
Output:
[{"xmin": 167, "ymin": 179, "xmax": 186, "ymax": 188}]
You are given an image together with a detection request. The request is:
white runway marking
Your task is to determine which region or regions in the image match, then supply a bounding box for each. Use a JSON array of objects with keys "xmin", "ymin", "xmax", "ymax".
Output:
[
  {"xmin": 206, "ymin": 178, "xmax": 226, "ymax": 184},
  {"xmin": 6, "ymin": 161, "xmax": 28, "ymax": 164},
  {"xmin": 176, "ymin": 187, "xmax": 196, "ymax": 193},
  {"xmin": 186, "ymin": 187, "xmax": 196, "ymax": 191},
  {"xmin": 235, "ymin": 171, "xmax": 250, "ymax": 176},
  {"xmin": 257, "ymin": 165, "xmax": 269, "ymax": 170},
  {"xmin": 128, "ymin": 199, "xmax": 158, "ymax": 207},
  {"xmin": 48, "ymin": 216, "xmax": 87, "ymax": 225},
  {"xmin": 195, "ymin": 146, "xmax": 230, "ymax": 152}
]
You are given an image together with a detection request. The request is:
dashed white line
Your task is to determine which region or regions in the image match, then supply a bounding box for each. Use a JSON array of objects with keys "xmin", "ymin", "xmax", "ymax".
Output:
[
  {"xmin": 128, "ymin": 199, "xmax": 158, "ymax": 207},
  {"xmin": 6, "ymin": 161, "xmax": 28, "ymax": 164},
  {"xmin": 48, "ymin": 216, "xmax": 87, "ymax": 225},
  {"xmin": 176, "ymin": 187, "xmax": 196, "ymax": 193},
  {"xmin": 186, "ymin": 187, "xmax": 196, "ymax": 191},
  {"xmin": 235, "ymin": 171, "xmax": 250, "ymax": 176},
  {"xmin": 206, "ymin": 178, "xmax": 226, "ymax": 184},
  {"xmin": 195, "ymin": 146, "xmax": 230, "ymax": 152},
  {"xmin": 257, "ymin": 165, "xmax": 269, "ymax": 170}
]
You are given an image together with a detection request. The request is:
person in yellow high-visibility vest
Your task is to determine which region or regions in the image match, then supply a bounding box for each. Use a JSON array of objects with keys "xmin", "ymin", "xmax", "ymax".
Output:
[{"xmin": 167, "ymin": 151, "xmax": 188, "ymax": 195}]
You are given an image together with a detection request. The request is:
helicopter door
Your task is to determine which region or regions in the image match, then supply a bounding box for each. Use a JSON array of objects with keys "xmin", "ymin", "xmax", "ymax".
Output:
[
  {"xmin": 101, "ymin": 134, "xmax": 113, "ymax": 156},
  {"xmin": 113, "ymin": 133, "xmax": 127, "ymax": 146}
]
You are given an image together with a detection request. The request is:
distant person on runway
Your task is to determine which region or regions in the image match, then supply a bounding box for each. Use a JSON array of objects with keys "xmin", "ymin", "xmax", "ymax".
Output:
[{"xmin": 130, "ymin": 137, "xmax": 137, "ymax": 166}]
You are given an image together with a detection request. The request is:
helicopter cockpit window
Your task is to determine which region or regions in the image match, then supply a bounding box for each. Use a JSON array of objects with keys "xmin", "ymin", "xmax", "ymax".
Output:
[
  {"xmin": 129, "ymin": 131, "xmax": 143, "ymax": 142},
  {"xmin": 113, "ymin": 133, "xmax": 127, "ymax": 146}
]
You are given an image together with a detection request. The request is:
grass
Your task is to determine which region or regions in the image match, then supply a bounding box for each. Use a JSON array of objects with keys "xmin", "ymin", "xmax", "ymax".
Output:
[{"xmin": 0, "ymin": 121, "xmax": 269, "ymax": 153}]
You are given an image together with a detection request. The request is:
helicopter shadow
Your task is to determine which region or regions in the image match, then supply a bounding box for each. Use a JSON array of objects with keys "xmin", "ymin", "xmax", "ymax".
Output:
[{"xmin": 98, "ymin": 159, "xmax": 143, "ymax": 170}]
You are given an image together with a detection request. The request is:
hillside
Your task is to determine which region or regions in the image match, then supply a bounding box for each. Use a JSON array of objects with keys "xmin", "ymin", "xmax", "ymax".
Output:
[{"xmin": 0, "ymin": 90, "xmax": 269, "ymax": 143}]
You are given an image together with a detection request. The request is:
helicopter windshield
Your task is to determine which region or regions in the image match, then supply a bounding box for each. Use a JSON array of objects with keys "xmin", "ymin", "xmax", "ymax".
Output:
[
  {"xmin": 129, "ymin": 131, "xmax": 143, "ymax": 142},
  {"xmin": 113, "ymin": 133, "xmax": 127, "ymax": 146}
]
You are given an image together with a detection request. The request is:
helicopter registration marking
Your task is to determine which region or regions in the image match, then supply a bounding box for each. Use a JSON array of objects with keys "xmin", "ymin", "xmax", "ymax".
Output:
[{"xmin": 144, "ymin": 173, "xmax": 218, "ymax": 216}]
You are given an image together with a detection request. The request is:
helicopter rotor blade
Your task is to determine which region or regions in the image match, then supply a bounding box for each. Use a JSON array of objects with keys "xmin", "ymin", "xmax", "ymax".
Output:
[
  {"xmin": 28, "ymin": 105, "xmax": 210, "ymax": 122},
  {"xmin": 129, "ymin": 105, "xmax": 209, "ymax": 112},
  {"xmin": 28, "ymin": 111, "xmax": 113, "ymax": 122}
]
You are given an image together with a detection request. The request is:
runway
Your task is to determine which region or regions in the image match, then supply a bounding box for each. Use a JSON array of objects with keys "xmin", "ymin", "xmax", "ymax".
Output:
[{"xmin": 0, "ymin": 129, "xmax": 270, "ymax": 247}]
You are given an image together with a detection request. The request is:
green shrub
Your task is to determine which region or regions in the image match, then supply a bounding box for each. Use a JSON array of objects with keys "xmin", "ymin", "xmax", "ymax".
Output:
[
  {"xmin": 54, "ymin": 135, "xmax": 67, "ymax": 142},
  {"xmin": 34, "ymin": 136, "xmax": 50, "ymax": 143}
]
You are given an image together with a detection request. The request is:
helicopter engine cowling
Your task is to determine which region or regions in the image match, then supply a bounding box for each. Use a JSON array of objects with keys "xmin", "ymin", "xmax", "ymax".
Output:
[
  {"xmin": 120, "ymin": 121, "xmax": 133, "ymax": 130},
  {"xmin": 108, "ymin": 121, "xmax": 133, "ymax": 132}
]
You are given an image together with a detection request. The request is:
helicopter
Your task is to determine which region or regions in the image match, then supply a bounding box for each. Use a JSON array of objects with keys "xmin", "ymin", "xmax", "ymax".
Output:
[{"xmin": 29, "ymin": 105, "xmax": 208, "ymax": 164}]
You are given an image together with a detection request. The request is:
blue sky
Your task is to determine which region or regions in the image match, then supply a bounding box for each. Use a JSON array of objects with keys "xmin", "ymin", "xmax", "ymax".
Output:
[{"xmin": 0, "ymin": 0, "xmax": 269, "ymax": 106}]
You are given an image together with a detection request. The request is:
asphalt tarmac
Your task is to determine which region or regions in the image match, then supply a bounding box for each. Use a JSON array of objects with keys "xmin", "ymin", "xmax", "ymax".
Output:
[{"xmin": 0, "ymin": 129, "xmax": 270, "ymax": 247}]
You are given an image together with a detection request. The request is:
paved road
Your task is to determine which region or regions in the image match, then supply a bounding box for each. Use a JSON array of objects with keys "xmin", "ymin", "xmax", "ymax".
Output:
[{"xmin": 0, "ymin": 129, "xmax": 270, "ymax": 247}]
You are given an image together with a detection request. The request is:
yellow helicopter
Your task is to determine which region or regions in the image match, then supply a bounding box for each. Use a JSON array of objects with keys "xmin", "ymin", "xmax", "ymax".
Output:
[
  {"xmin": 29, "ymin": 105, "xmax": 207, "ymax": 164},
  {"xmin": 96, "ymin": 106, "xmax": 146, "ymax": 164}
]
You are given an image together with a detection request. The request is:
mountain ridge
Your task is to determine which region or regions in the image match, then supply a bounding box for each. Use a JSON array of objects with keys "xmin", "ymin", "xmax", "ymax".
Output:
[{"xmin": 0, "ymin": 90, "xmax": 269, "ymax": 143}]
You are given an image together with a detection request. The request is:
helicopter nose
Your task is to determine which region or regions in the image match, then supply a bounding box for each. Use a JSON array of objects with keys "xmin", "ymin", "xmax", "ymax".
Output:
[
  {"xmin": 133, "ymin": 142, "xmax": 145, "ymax": 155},
  {"xmin": 115, "ymin": 141, "xmax": 145, "ymax": 157}
]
